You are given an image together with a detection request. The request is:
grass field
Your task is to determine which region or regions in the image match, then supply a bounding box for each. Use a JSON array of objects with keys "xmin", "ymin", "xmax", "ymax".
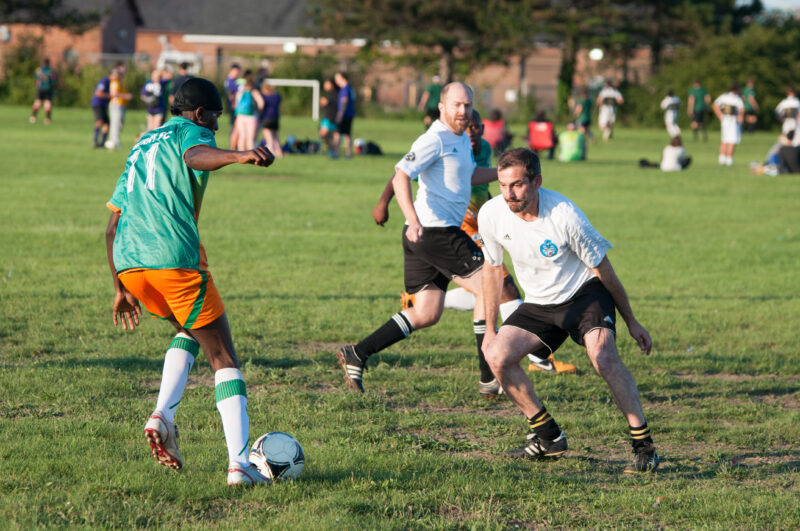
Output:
[{"xmin": 1, "ymin": 104, "xmax": 799, "ymax": 529}]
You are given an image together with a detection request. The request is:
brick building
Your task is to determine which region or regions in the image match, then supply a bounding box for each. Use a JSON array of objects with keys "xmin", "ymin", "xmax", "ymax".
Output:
[{"xmin": 1, "ymin": 0, "xmax": 653, "ymax": 114}]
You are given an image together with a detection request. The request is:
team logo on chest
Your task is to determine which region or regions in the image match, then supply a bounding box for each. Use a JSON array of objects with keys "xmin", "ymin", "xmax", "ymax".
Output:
[{"xmin": 540, "ymin": 239, "xmax": 558, "ymax": 258}]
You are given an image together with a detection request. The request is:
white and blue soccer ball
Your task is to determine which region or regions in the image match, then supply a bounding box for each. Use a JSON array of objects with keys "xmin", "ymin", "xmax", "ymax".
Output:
[{"xmin": 249, "ymin": 432, "xmax": 305, "ymax": 480}]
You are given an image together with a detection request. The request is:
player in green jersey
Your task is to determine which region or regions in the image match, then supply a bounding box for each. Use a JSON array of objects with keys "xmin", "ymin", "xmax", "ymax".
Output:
[
  {"xmin": 742, "ymin": 78, "xmax": 759, "ymax": 133},
  {"xmin": 418, "ymin": 75, "xmax": 444, "ymax": 128},
  {"xmin": 688, "ymin": 78, "xmax": 711, "ymax": 141},
  {"xmin": 105, "ymin": 78, "xmax": 276, "ymax": 487}
]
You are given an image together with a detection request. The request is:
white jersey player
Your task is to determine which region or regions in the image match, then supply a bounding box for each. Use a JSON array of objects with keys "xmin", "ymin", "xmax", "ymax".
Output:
[
  {"xmin": 775, "ymin": 89, "xmax": 800, "ymax": 146},
  {"xmin": 712, "ymin": 85, "xmax": 745, "ymax": 166},
  {"xmin": 660, "ymin": 92, "xmax": 681, "ymax": 138},
  {"xmin": 596, "ymin": 83, "xmax": 623, "ymax": 141}
]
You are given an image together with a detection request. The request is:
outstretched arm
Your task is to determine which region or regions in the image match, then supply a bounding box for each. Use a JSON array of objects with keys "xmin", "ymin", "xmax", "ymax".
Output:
[
  {"xmin": 472, "ymin": 166, "xmax": 498, "ymax": 186},
  {"xmin": 372, "ymin": 176, "xmax": 396, "ymax": 226},
  {"xmin": 183, "ymin": 144, "xmax": 274, "ymax": 171},
  {"xmin": 106, "ymin": 212, "xmax": 141, "ymax": 330},
  {"xmin": 591, "ymin": 256, "xmax": 652, "ymax": 354}
]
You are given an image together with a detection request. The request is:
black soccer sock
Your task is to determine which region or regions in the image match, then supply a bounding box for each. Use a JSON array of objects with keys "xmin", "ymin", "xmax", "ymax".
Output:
[
  {"xmin": 93, "ymin": 127, "xmax": 100, "ymax": 145},
  {"xmin": 629, "ymin": 421, "xmax": 654, "ymax": 450},
  {"xmin": 529, "ymin": 407, "xmax": 562, "ymax": 441},
  {"xmin": 354, "ymin": 312, "xmax": 413, "ymax": 361},
  {"xmin": 474, "ymin": 320, "xmax": 493, "ymax": 383}
]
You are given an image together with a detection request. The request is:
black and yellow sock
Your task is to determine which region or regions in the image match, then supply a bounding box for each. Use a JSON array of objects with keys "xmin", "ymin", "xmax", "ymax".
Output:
[
  {"xmin": 528, "ymin": 407, "xmax": 561, "ymax": 441},
  {"xmin": 629, "ymin": 422, "xmax": 653, "ymax": 449}
]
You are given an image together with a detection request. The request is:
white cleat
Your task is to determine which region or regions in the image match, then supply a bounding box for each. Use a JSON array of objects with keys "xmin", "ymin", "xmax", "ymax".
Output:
[
  {"xmin": 227, "ymin": 463, "xmax": 273, "ymax": 487},
  {"xmin": 144, "ymin": 412, "xmax": 183, "ymax": 470}
]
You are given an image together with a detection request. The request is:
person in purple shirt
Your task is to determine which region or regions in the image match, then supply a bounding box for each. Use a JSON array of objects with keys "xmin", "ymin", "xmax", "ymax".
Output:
[
  {"xmin": 223, "ymin": 63, "xmax": 241, "ymax": 127},
  {"xmin": 259, "ymin": 80, "xmax": 283, "ymax": 158},
  {"xmin": 91, "ymin": 72, "xmax": 111, "ymax": 148},
  {"xmin": 334, "ymin": 71, "xmax": 356, "ymax": 158}
]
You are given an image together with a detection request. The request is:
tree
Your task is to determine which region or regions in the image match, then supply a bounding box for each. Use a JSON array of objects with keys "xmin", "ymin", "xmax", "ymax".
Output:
[
  {"xmin": 307, "ymin": 0, "xmax": 512, "ymax": 82},
  {"xmin": 0, "ymin": 0, "xmax": 101, "ymax": 32}
]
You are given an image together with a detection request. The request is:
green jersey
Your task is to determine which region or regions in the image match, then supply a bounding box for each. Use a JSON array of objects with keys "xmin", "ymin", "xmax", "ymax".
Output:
[
  {"xmin": 424, "ymin": 83, "xmax": 443, "ymax": 111},
  {"xmin": 688, "ymin": 86, "xmax": 709, "ymax": 112},
  {"xmin": 468, "ymin": 138, "xmax": 492, "ymax": 213},
  {"xmin": 576, "ymin": 97, "xmax": 592, "ymax": 124},
  {"xmin": 107, "ymin": 117, "xmax": 217, "ymax": 273},
  {"xmin": 742, "ymin": 87, "xmax": 756, "ymax": 112}
]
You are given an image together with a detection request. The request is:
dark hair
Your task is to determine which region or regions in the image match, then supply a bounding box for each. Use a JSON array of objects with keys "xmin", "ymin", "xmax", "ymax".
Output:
[
  {"xmin": 230, "ymin": 63, "xmax": 241, "ymax": 70},
  {"xmin": 498, "ymin": 148, "xmax": 541, "ymax": 181},
  {"xmin": 490, "ymin": 109, "xmax": 502, "ymax": 121},
  {"xmin": 337, "ymin": 72, "xmax": 349, "ymax": 81},
  {"xmin": 180, "ymin": 62, "xmax": 190, "ymax": 70},
  {"xmin": 170, "ymin": 77, "xmax": 223, "ymax": 115},
  {"xmin": 788, "ymin": 130, "xmax": 795, "ymax": 142},
  {"xmin": 470, "ymin": 109, "xmax": 482, "ymax": 126}
]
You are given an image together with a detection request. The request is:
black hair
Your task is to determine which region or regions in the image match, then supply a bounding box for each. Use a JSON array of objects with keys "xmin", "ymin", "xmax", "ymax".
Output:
[{"xmin": 498, "ymin": 148, "xmax": 541, "ymax": 181}]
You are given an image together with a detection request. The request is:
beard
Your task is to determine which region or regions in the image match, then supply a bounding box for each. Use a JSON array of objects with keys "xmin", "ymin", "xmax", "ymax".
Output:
[{"xmin": 505, "ymin": 197, "xmax": 530, "ymax": 213}]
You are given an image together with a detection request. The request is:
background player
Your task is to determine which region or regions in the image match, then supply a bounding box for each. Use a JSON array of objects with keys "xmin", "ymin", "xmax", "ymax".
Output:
[
  {"xmin": 660, "ymin": 89, "xmax": 681, "ymax": 138},
  {"xmin": 775, "ymin": 87, "xmax": 800, "ymax": 145},
  {"xmin": 742, "ymin": 78, "xmax": 759, "ymax": 133},
  {"xmin": 338, "ymin": 82, "xmax": 497, "ymax": 395},
  {"xmin": 572, "ymin": 88, "xmax": 594, "ymax": 142},
  {"xmin": 418, "ymin": 75, "xmax": 444, "ymax": 129},
  {"xmin": 30, "ymin": 58, "xmax": 56, "ymax": 124},
  {"xmin": 688, "ymin": 78, "xmax": 711, "ymax": 141},
  {"xmin": 105, "ymin": 78, "xmax": 276, "ymax": 487},
  {"xmin": 712, "ymin": 83, "xmax": 745, "ymax": 166},
  {"xmin": 90, "ymin": 69, "xmax": 111, "ymax": 148},
  {"xmin": 479, "ymin": 148, "xmax": 659, "ymax": 474},
  {"xmin": 596, "ymin": 80, "xmax": 623, "ymax": 141}
]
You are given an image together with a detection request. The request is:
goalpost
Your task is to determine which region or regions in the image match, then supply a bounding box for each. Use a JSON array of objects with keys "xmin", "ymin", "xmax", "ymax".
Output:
[{"xmin": 265, "ymin": 78, "xmax": 321, "ymax": 121}]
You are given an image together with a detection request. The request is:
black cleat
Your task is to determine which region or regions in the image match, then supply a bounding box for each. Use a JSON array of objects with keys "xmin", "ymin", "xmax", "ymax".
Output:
[
  {"xmin": 337, "ymin": 345, "xmax": 365, "ymax": 393},
  {"xmin": 624, "ymin": 442, "xmax": 661, "ymax": 473},
  {"xmin": 507, "ymin": 430, "xmax": 568, "ymax": 459}
]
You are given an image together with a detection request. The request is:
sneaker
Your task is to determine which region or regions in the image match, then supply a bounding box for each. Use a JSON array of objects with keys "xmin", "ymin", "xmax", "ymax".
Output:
[
  {"xmin": 478, "ymin": 378, "xmax": 503, "ymax": 399},
  {"xmin": 401, "ymin": 291, "xmax": 415, "ymax": 310},
  {"xmin": 528, "ymin": 355, "xmax": 577, "ymax": 374},
  {"xmin": 227, "ymin": 463, "xmax": 272, "ymax": 487},
  {"xmin": 143, "ymin": 412, "xmax": 183, "ymax": 470},
  {"xmin": 337, "ymin": 345, "xmax": 365, "ymax": 393},
  {"xmin": 506, "ymin": 430, "xmax": 568, "ymax": 459},
  {"xmin": 624, "ymin": 443, "xmax": 661, "ymax": 474}
]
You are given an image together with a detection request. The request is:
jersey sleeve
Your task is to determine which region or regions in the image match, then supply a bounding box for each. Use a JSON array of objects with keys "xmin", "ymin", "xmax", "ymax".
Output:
[
  {"xmin": 180, "ymin": 123, "xmax": 217, "ymax": 157},
  {"xmin": 395, "ymin": 134, "xmax": 441, "ymax": 179},
  {"xmin": 477, "ymin": 204, "xmax": 504, "ymax": 267},
  {"xmin": 107, "ymin": 168, "xmax": 129, "ymax": 213},
  {"xmin": 561, "ymin": 202, "xmax": 612, "ymax": 268}
]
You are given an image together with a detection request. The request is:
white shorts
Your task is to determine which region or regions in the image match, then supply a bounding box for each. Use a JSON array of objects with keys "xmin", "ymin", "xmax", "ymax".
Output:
[
  {"xmin": 665, "ymin": 118, "xmax": 681, "ymax": 138},
  {"xmin": 598, "ymin": 106, "xmax": 616, "ymax": 128},
  {"xmin": 781, "ymin": 118, "xmax": 797, "ymax": 135},
  {"xmin": 720, "ymin": 118, "xmax": 740, "ymax": 145}
]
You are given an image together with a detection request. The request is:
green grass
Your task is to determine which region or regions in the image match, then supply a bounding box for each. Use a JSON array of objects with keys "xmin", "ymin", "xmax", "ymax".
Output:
[{"xmin": 1, "ymin": 104, "xmax": 799, "ymax": 529}]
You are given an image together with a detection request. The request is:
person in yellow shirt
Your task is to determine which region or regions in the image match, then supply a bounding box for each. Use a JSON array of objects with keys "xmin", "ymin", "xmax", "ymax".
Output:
[{"xmin": 106, "ymin": 64, "xmax": 132, "ymax": 150}]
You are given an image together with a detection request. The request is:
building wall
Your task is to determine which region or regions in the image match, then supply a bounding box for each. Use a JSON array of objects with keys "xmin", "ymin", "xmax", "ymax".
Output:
[{"xmin": 2, "ymin": 23, "xmax": 103, "ymax": 65}]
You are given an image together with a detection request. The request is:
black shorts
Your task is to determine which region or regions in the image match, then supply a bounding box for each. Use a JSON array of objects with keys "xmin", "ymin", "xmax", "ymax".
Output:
[
  {"xmin": 578, "ymin": 119, "xmax": 590, "ymax": 128},
  {"xmin": 425, "ymin": 108, "xmax": 440, "ymax": 120},
  {"xmin": 692, "ymin": 111, "xmax": 706, "ymax": 124},
  {"xmin": 92, "ymin": 104, "xmax": 109, "ymax": 123},
  {"xmin": 261, "ymin": 118, "xmax": 279, "ymax": 131},
  {"xmin": 402, "ymin": 226, "xmax": 484, "ymax": 294},
  {"xmin": 36, "ymin": 90, "xmax": 53, "ymax": 101},
  {"xmin": 503, "ymin": 279, "xmax": 616, "ymax": 359},
  {"xmin": 338, "ymin": 116, "xmax": 353, "ymax": 136}
]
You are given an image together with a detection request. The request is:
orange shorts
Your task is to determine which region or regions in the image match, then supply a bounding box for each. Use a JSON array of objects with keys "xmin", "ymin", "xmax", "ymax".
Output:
[
  {"xmin": 461, "ymin": 210, "xmax": 510, "ymax": 278},
  {"xmin": 119, "ymin": 268, "xmax": 225, "ymax": 329}
]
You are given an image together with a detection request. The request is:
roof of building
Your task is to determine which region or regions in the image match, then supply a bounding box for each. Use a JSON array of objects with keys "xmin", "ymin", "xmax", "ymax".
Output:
[{"xmin": 134, "ymin": 0, "xmax": 310, "ymax": 36}]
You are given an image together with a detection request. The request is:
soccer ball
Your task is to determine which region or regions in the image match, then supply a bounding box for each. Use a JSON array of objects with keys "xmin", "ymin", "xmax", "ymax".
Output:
[{"xmin": 249, "ymin": 432, "xmax": 305, "ymax": 480}]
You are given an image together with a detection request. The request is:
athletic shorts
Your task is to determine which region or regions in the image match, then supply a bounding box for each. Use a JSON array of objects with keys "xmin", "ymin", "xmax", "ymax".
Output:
[
  {"xmin": 261, "ymin": 118, "xmax": 279, "ymax": 131},
  {"xmin": 692, "ymin": 111, "xmax": 706, "ymax": 124},
  {"xmin": 402, "ymin": 226, "xmax": 484, "ymax": 294},
  {"xmin": 118, "ymin": 268, "xmax": 225, "ymax": 329},
  {"xmin": 721, "ymin": 119, "xmax": 741, "ymax": 145},
  {"xmin": 36, "ymin": 90, "xmax": 53, "ymax": 101},
  {"xmin": 425, "ymin": 108, "xmax": 440, "ymax": 120},
  {"xmin": 598, "ymin": 106, "xmax": 616, "ymax": 128},
  {"xmin": 578, "ymin": 119, "xmax": 590, "ymax": 128},
  {"xmin": 461, "ymin": 209, "xmax": 510, "ymax": 279},
  {"xmin": 92, "ymin": 104, "xmax": 109, "ymax": 123},
  {"xmin": 320, "ymin": 118, "xmax": 337, "ymax": 132},
  {"xmin": 338, "ymin": 117, "xmax": 353, "ymax": 136},
  {"xmin": 503, "ymin": 278, "xmax": 616, "ymax": 359}
]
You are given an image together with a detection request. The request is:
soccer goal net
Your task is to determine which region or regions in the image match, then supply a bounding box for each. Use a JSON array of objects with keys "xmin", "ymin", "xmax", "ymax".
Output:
[{"xmin": 265, "ymin": 78, "xmax": 321, "ymax": 121}]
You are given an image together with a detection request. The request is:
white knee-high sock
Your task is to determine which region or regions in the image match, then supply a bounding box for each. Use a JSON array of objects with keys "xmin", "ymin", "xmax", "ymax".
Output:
[
  {"xmin": 214, "ymin": 368, "xmax": 250, "ymax": 466},
  {"xmin": 500, "ymin": 299, "xmax": 523, "ymax": 322},
  {"xmin": 155, "ymin": 333, "xmax": 197, "ymax": 423},
  {"xmin": 444, "ymin": 287, "xmax": 476, "ymax": 311}
]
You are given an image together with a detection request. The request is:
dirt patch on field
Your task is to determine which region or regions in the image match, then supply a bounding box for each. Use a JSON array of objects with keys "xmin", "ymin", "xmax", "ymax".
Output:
[{"xmin": 673, "ymin": 372, "xmax": 800, "ymax": 384}]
